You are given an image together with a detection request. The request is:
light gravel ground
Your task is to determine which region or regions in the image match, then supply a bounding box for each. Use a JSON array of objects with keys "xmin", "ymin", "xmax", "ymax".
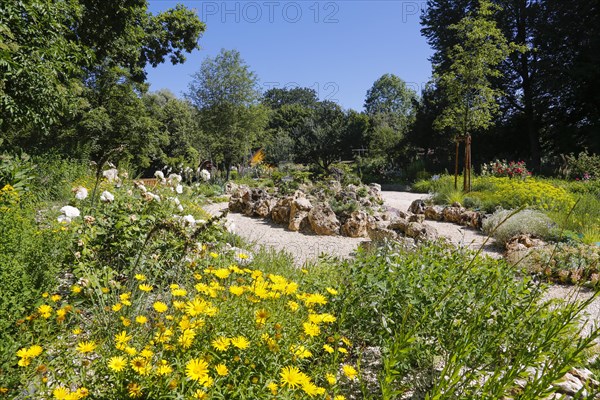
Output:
[
  {"xmin": 202, "ymin": 202, "xmax": 367, "ymax": 267},
  {"xmin": 203, "ymin": 191, "xmax": 600, "ymax": 333}
]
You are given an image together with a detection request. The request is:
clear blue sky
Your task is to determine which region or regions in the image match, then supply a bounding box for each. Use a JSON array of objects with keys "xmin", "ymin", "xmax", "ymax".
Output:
[{"xmin": 146, "ymin": 1, "xmax": 433, "ymax": 111}]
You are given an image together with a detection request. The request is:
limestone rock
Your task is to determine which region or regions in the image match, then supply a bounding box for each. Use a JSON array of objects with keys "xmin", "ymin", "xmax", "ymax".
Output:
[
  {"xmin": 271, "ymin": 197, "xmax": 293, "ymax": 224},
  {"xmin": 289, "ymin": 210, "xmax": 309, "ymax": 232},
  {"xmin": 408, "ymin": 199, "xmax": 426, "ymax": 214},
  {"xmin": 408, "ymin": 214, "xmax": 425, "ymax": 224},
  {"xmin": 406, "ymin": 222, "xmax": 438, "ymax": 242},
  {"xmin": 254, "ymin": 198, "xmax": 275, "ymax": 218},
  {"xmin": 308, "ymin": 204, "xmax": 340, "ymax": 236},
  {"xmin": 442, "ymin": 205, "xmax": 465, "ymax": 224},
  {"xmin": 388, "ymin": 217, "xmax": 408, "ymax": 232},
  {"xmin": 367, "ymin": 226, "xmax": 398, "ymax": 242},
  {"xmin": 342, "ymin": 211, "xmax": 369, "ymax": 238},
  {"xmin": 424, "ymin": 206, "xmax": 443, "ymax": 221}
]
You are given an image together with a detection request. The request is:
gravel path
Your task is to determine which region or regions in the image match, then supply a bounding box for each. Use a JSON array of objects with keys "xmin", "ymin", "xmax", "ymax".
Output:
[{"xmin": 203, "ymin": 191, "xmax": 600, "ymax": 334}]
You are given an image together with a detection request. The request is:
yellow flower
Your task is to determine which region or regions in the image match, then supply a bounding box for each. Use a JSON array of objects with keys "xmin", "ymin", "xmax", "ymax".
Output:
[
  {"xmin": 255, "ymin": 309, "xmax": 269, "ymax": 325},
  {"xmin": 302, "ymin": 380, "xmax": 324, "ymax": 396},
  {"xmin": 290, "ymin": 344, "xmax": 312, "ymax": 359},
  {"xmin": 51, "ymin": 294, "xmax": 61, "ymax": 302},
  {"xmin": 267, "ymin": 381, "xmax": 278, "ymax": 395},
  {"xmin": 185, "ymin": 297, "xmax": 208, "ymax": 316},
  {"xmin": 115, "ymin": 331, "xmax": 132, "ymax": 345},
  {"xmin": 71, "ymin": 285, "xmax": 82, "ymax": 294},
  {"xmin": 156, "ymin": 360, "xmax": 173, "ymax": 376},
  {"xmin": 138, "ymin": 284, "xmax": 153, "ymax": 292},
  {"xmin": 52, "ymin": 387, "xmax": 70, "ymax": 399},
  {"xmin": 326, "ymin": 372, "xmax": 336, "ymax": 385},
  {"xmin": 280, "ymin": 366, "xmax": 308, "ymax": 389},
  {"xmin": 76, "ymin": 341, "xmax": 97, "ymax": 354},
  {"xmin": 213, "ymin": 268, "xmax": 231, "ymax": 279},
  {"xmin": 124, "ymin": 346, "xmax": 137, "ymax": 356},
  {"xmin": 127, "ymin": 382, "xmax": 142, "ymax": 398},
  {"xmin": 303, "ymin": 322, "xmax": 320, "ymax": 337},
  {"xmin": 112, "ymin": 303, "xmax": 122, "ymax": 312},
  {"xmin": 134, "ymin": 274, "xmax": 146, "ymax": 281},
  {"xmin": 121, "ymin": 317, "xmax": 131, "ymax": 327},
  {"xmin": 173, "ymin": 300, "xmax": 186, "ymax": 309},
  {"xmin": 303, "ymin": 293, "xmax": 327, "ymax": 306},
  {"xmin": 229, "ymin": 286, "xmax": 244, "ymax": 296},
  {"xmin": 178, "ymin": 329, "xmax": 196, "ymax": 349},
  {"xmin": 135, "ymin": 315, "xmax": 148, "ymax": 324},
  {"xmin": 192, "ymin": 390, "xmax": 208, "ymax": 399},
  {"xmin": 323, "ymin": 344, "xmax": 334, "ymax": 354},
  {"xmin": 130, "ymin": 357, "xmax": 150, "ymax": 375},
  {"xmin": 288, "ymin": 301, "xmax": 299, "ymax": 311},
  {"xmin": 101, "ymin": 287, "xmax": 110, "ymax": 294},
  {"xmin": 108, "ymin": 356, "xmax": 127, "ymax": 372},
  {"xmin": 186, "ymin": 358, "xmax": 209, "ymax": 382},
  {"xmin": 72, "ymin": 328, "xmax": 82, "ymax": 335},
  {"xmin": 27, "ymin": 345, "xmax": 43, "ymax": 358},
  {"xmin": 212, "ymin": 336, "xmax": 230, "ymax": 351},
  {"xmin": 140, "ymin": 348, "xmax": 153, "ymax": 358},
  {"xmin": 334, "ymin": 396, "xmax": 346, "ymax": 400},
  {"xmin": 326, "ymin": 287, "xmax": 338, "ymax": 295},
  {"xmin": 231, "ymin": 336, "xmax": 250, "ymax": 350},
  {"xmin": 153, "ymin": 301, "xmax": 168, "ymax": 313},
  {"xmin": 38, "ymin": 304, "xmax": 53, "ymax": 318},
  {"xmin": 341, "ymin": 337, "xmax": 352, "ymax": 347},
  {"xmin": 171, "ymin": 288, "xmax": 187, "ymax": 297},
  {"xmin": 209, "ymin": 252, "xmax": 219, "ymax": 258},
  {"xmin": 215, "ymin": 363, "xmax": 229, "ymax": 376},
  {"xmin": 342, "ymin": 364, "xmax": 358, "ymax": 380},
  {"xmin": 338, "ymin": 347, "xmax": 348, "ymax": 354}
]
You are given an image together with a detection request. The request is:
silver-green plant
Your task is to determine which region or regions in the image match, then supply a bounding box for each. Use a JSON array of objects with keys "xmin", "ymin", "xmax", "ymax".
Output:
[{"xmin": 483, "ymin": 208, "xmax": 555, "ymax": 245}]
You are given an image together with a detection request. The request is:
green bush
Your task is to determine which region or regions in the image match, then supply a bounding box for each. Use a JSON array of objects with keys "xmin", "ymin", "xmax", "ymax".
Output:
[
  {"xmin": 562, "ymin": 151, "xmax": 600, "ymax": 180},
  {"xmin": 482, "ymin": 209, "xmax": 555, "ymax": 245},
  {"xmin": 337, "ymin": 242, "xmax": 599, "ymax": 399}
]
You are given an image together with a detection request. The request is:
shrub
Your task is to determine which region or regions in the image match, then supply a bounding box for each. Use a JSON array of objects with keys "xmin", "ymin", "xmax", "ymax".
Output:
[
  {"xmin": 480, "ymin": 178, "xmax": 575, "ymax": 212},
  {"xmin": 562, "ymin": 151, "xmax": 600, "ymax": 180},
  {"xmin": 337, "ymin": 242, "xmax": 599, "ymax": 399},
  {"xmin": 481, "ymin": 159, "xmax": 531, "ymax": 179},
  {"xmin": 482, "ymin": 209, "xmax": 555, "ymax": 245}
]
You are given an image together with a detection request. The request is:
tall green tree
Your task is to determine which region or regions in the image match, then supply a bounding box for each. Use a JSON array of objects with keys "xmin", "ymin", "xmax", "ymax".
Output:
[
  {"xmin": 433, "ymin": 0, "xmax": 517, "ymax": 191},
  {"xmin": 187, "ymin": 49, "xmax": 268, "ymax": 179},
  {"xmin": 292, "ymin": 100, "xmax": 347, "ymax": 172}
]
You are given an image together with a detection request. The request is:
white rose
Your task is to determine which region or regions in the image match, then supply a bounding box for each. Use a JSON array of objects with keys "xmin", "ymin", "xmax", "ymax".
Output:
[
  {"xmin": 154, "ymin": 170, "xmax": 165, "ymax": 180},
  {"xmin": 200, "ymin": 169, "xmax": 211, "ymax": 182},
  {"xmin": 175, "ymin": 184, "xmax": 183, "ymax": 194},
  {"xmin": 102, "ymin": 168, "xmax": 119, "ymax": 183},
  {"xmin": 74, "ymin": 187, "xmax": 88, "ymax": 200}
]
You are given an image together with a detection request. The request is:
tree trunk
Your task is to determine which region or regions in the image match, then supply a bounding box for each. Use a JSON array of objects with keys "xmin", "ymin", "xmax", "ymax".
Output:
[{"xmin": 454, "ymin": 139, "xmax": 460, "ymax": 190}]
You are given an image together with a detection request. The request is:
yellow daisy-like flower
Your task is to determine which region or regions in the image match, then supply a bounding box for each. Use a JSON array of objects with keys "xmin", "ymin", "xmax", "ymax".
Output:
[
  {"xmin": 51, "ymin": 294, "xmax": 61, "ymax": 302},
  {"xmin": 76, "ymin": 341, "xmax": 96, "ymax": 354},
  {"xmin": 138, "ymin": 284, "xmax": 153, "ymax": 292},
  {"xmin": 323, "ymin": 344, "xmax": 334, "ymax": 354},
  {"xmin": 291, "ymin": 344, "xmax": 312, "ymax": 359},
  {"xmin": 38, "ymin": 304, "xmax": 53, "ymax": 318},
  {"xmin": 288, "ymin": 301, "xmax": 299, "ymax": 312},
  {"xmin": 130, "ymin": 357, "xmax": 150, "ymax": 375},
  {"xmin": 127, "ymin": 382, "xmax": 142, "ymax": 398},
  {"xmin": 338, "ymin": 347, "xmax": 348, "ymax": 354},
  {"xmin": 186, "ymin": 358, "xmax": 209, "ymax": 382},
  {"xmin": 52, "ymin": 386, "xmax": 70, "ymax": 399},
  {"xmin": 192, "ymin": 389, "xmax": 208, "ymax": 399},
  {"xmin": 229, "ymin": 286, "xmax": 244, "ymax": 296},
  {"xmin": 341, "ymin": 337, "xmax": 352, "ymax": 347},
  {"xmin": 185, "ymin": 297, "xmax": 208, "ymax": 316},
  {"xmin": 303, "ymin": 322, "xmax": 320, "ymax": 337},
  {"xmin": 27, "ymin": 345, "xmax": 43, "ymax": 358},
  {"xmin": 213, "ymin": 268, "xmax": 231, "ymax": 279},
  {"xmin": 303, "ymin": 293, "xmax": 327, "ymax": 306},
  {"xmin": 121, "ymin": 317, "xmax": 131, "ymax": 327},
  {"xmin": 255, "ymin": 309, "xmax": 269, "ymax": 325},
  {"xmin": 115, "ymin": 331, "xmax": 132, "ymax": 345},
  {"xmin": 140, "ymin": 348, "xmax": 153, "ymax": 359},
  {"xmin": 342, "ymin": 364, "xmax": 358, "ymax": 380},
  {"xmin": 72, "ymin": 328, "xmax": 82, "ymax": 335},
  {"xmin": 153, "ymin": 301, "xmax": 168, "ymax": 313},
  {"xmin": 112, "ymin": 303, "xmax": 122, "ymax": 312},
  {"xmin": 108, "ymin": 356, "xmax": 127, "ymax": 372},
  {"xmin": 124, "ymin": 346, "xmax": 137, "ymax": 356},
  {"xmin": 211, "ymin": 336, "xmax": 230, "ymax": 351},
  {"xmin": 326, "ymin": 372, "xmax": 336, "ymax": 385},
  {"xmin": 173, "ymin": 300, "xmax": 186, "ymax": 310},
  {"xmin": 279, "ymin": 366, "xmax": 307, "ymax": 389},
  {"xmin": 171, "ymin": 288, "xmax": 187, "ymax": 297},
  {"xmin": 231, "ymin": 336, "xmax": 250, "ymax": 350},
  {"xmin": 302, "ymin": 381, "xmax": 324, "ymax": 396},
  {"xmin": 135, "ymin": 315, "xmax": 148, "ymax": 324},
  {"xmin": 326, "ymin": 287, "xmax": 338, "ymax": 295},
  {"xmin": 71, "ymin": 285, "xmax": 82, "ymax": 294},
  {"xmin": 267, "ymin": 381, "xmax": 278, "ymax": 395},
  {"xmin": 334, "ymin": 396, "xmax": 346, "ymax": 400},
  {"xmin": 134, "ymin": 274, "xmax": 146, "ymax": 281},
  {"xmin": 209, "ymin": 252, "xmax": 219, "ymax": 258},
  {"xmin": 215, "ymin": 363, "xmax": 228, "ymax": 376},
  {"xmin": 101, "ymin": 287, "xmax": 110, "ymax": 294},
  {"xmin": 178, "ymin": 329, "xmax": 196, "ymax": 349},
  {"xmin": 156, "ymin": 360, "xmax": 173, "ymax": 376}
]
